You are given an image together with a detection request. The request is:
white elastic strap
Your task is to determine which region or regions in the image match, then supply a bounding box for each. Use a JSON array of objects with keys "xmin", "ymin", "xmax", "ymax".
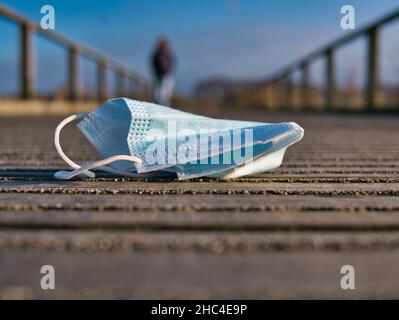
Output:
[{"xmin": 54, "ymin": 114, "xmax": 149, "ymax": 180}]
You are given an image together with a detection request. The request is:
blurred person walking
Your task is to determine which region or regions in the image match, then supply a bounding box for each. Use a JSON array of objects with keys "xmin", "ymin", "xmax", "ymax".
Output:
[{"xmin": 151, "ymin": 37, "xmax": 175, "ymax": 105}]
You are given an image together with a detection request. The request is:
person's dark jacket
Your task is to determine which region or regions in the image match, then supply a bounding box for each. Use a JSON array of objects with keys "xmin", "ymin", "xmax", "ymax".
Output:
[{"xmin": 152, "ymin": 47, "xmax": 173, "ymax": 80}]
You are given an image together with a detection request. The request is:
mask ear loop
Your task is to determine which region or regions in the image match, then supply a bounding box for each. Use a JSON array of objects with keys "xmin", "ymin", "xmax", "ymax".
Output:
[
  {"xmin": 54, "ymin": 114, "xmax": 95, "ymax": 179},
  {"xmin": 54, "ymin": 114, "xmax": 153, "ymax": 180}
]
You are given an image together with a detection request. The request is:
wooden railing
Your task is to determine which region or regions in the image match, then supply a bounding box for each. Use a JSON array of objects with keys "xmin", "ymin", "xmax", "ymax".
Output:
[
  {"xmin": 0, "ymin": 5, "xmax": 149, "ymax": 101},
  {"xmin": 264, "ymin": 8, "xmax": 399, "ymax": 110}
]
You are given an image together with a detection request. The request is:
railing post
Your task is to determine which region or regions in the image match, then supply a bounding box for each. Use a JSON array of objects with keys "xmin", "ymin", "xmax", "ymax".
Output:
[
  {"xmin": 129, "ymin": 74, "xmax": 137, "ymax": 98},
  {"xmin": 325, "ymin": 49, "xmax": 335, "ymax": 110},
  {"xmin": 116, "ymin": 70, "xmax": 125, "ymax": 97},
  {"xmin": 262, "ymin": 82, "xmax": 270, "ymax": 109},
  {"xmin": 271, "ymin": 79, "xmax": 279, "ymax": 109},
  {"xmin": 366, "ymin": 27, "xmax": 379, "ymax": 110},
  {"xmin": 284, "ymin": 74, "xmax": 293, "ymax": 108},
  {"xmin": 20, "ymin": 23, "xmax": 35, "ymax": 99},
  {"xmin": 301, "ymin": 62, "xmax": 309, "ymax": 109},
  {"xmin": 143, "ymin": 79, "xmax": 152, "ymax": 99},
  {"xmin": 68, "ymin": 46, "xmax": 80, "ymax": 100},
  {"xmin": 97, "ymin": 59, "xmax": 107, "ymax": 101},
  {"xmin": 273, "ymin": 78, "xmax": 283, "ymax": 109}
]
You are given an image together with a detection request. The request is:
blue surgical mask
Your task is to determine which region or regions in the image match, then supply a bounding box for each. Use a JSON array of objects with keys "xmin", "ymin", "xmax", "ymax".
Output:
[{"xmin": 54, "ymin": 98, "xmax": 304, "ymax": 180}]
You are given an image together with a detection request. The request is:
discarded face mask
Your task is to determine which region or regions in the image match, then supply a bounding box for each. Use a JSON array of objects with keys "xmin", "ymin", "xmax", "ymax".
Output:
[{"xmin": 54, "ymin": 98, "xmax": 304, "ymax": 180}]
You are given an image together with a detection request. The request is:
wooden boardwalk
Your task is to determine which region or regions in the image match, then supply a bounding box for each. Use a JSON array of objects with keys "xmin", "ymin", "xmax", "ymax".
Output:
[{"xmin": 1, "ymin": 111, "xmax": 399, "ymax": 299}]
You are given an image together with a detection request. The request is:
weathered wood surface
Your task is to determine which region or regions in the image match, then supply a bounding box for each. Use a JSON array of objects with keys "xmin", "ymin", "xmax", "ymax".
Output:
[{"xmin": 0, "ymin": 111, "xmax": 399, "ymax": 299}]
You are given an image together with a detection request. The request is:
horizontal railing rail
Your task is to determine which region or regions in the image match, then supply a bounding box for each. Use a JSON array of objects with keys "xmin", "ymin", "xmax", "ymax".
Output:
[{"xmin": 0, "ymin": 4, "xmax": 149, "ymax": 101}]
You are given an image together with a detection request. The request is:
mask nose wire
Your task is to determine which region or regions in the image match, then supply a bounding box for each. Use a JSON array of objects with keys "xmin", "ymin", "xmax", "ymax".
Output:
[{"xmin": 53, "ymin": 114, "xmax": 145, "ymax": 180}]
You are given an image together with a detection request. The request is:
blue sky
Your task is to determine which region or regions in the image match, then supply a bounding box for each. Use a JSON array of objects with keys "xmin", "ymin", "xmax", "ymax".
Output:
[{"xmin": 1, "ymin": 0, "xmax": 399, "ymax": 95}]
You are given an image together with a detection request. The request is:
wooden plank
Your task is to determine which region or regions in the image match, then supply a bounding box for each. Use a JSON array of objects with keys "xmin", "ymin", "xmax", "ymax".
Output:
[
  {"xmin": 1, "ymin": 251, "xmax": 399, "ymax": 299},
  {"xmin": 1, "ymin": 230, "xmax": 399, "ymax": 252},
  {"xmin": 1, "ymin": 180, "xmax": 399, "ymax": 196},
  {"xmin": 1, "ymin": 211, "xmax": 399, "ymax": 232},
  {"xmin": 0, "ymin": 193, "xmax": 398, "ymax": 212}
]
